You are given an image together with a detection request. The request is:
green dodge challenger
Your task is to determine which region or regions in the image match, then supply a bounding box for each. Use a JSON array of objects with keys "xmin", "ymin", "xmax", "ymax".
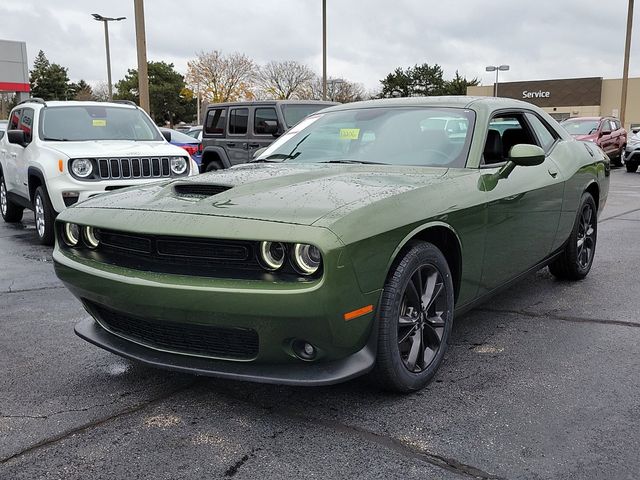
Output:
[{"xmin": 53, "ymin": 97, "xmax": 609, "ymax": 392}]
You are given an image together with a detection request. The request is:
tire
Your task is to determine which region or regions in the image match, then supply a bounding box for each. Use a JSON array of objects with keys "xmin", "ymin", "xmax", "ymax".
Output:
[
  {"xmin": 33, "ymin": 186, "xmax": 56, "ymax": 246},
  {"xmin": 205, "ymin": 160, "xmax": 222, "ymax": 172},
  {"xmin": 371, "ymin": 241, "xmax": 454, "ymax": 393},
  {"xmin": 549, "ymin": 192, "xmax": 597, "ymax": 281},
  {"xmin": 626, "ymin": 162, "xmax": 638, "ymax": 173},
  {"xmin": 611, "ymin": 147, "xmax": 623, "ymax": 167},
  {"xmin": 0, "ymin": 173, "xmax": 24, "ymax": 223}
]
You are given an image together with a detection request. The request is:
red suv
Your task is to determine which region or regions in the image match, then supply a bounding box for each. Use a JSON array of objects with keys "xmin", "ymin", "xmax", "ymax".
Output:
[{"xmin": 561, "ymin": 116, "xmax": 627, "ymax": 166}]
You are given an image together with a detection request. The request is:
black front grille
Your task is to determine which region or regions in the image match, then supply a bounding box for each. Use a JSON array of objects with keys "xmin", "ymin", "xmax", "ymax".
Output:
[
  {"xmin": 88, "ymin": 302, "xmax": 259, "ymax": 360},
  {"xmin": 97, "ymin": 157, "xmax": 173, "ymax": 180},
  {"xmin": 173, "ymin": 184, "xmax": 232, "ymax": 197}
]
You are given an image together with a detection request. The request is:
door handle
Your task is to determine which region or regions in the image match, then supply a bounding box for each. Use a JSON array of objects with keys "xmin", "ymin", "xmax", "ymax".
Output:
[
  {"xmin": 10, "ymin": 153, "xmax": 17, "ymax": 158},
  {"xmin": 227, "ymin": 143, "xmax": 237, "ymax": 148},
  {"xmin": 248, "ymin": 143, "xmax": 260, "ymax": 148},
  {"xmin": 548, "ymin": 168, "xmax": 558, "ymax": 178}
]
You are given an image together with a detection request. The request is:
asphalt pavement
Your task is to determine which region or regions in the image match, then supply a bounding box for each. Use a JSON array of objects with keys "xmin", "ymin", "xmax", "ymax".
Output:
[{"xmin": 1, "ymin": 168, "xmax": 639, "ymax": 480}]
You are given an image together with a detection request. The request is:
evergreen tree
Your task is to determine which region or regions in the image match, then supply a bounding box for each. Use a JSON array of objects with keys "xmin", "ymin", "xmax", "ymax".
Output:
[{"xmin": 29, "ymin": 50, "xmax": 73, "ymax": 100}]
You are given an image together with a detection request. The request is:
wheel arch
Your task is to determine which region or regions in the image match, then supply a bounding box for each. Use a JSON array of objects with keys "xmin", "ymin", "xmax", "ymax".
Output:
[
  {"xmin": 201, "ymin": 147, "xmax": 231, "ymax": 171},
  {"xmin": 27, "ymin": 166, "xmax": 46, "ymax": 202},
  {"xmin": 388, "ymin": 222, "xmax": 463, "ymax": 303},
  {"xmin": 585, "ymin": 181, "xmax": 600, "ymax": 212}
]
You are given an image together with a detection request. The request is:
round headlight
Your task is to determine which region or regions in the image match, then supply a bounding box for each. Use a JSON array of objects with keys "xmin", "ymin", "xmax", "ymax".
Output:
[
  {"xmin": 170, "ymin": 157, "xmax": 188, "ymax": 175},
  {"xmin": 71, "ymin": 159, "xmax": 93, "ymax": 178},
  {"xmin": 83, "ymin": 226, "xmax": 100, "ymax": 248},
  {"xmin": 63, "ymin": 222, "xmax": 80, "ymax": 247},
  {"xmin": 292, "ymin": 243, "xmax": 322, "ymax": 275},
  {"xmin": 259, "ymin": 241, "xmax": 286, "ymax": 271}
]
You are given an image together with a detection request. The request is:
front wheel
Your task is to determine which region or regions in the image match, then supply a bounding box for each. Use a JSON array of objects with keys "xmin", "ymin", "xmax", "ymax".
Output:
[
  {"xmin": 33, "ymin": 186, "xmax": 56, "ymax": 246},
  {"xmin": 371, "ymin": 242, "xmax": 454, "ymax": 393},
  {"xmin": 1, "ymin": 173, "xmax": 24, "ymax": 223},
  {"xmin": 626, "ymin": 162, "xmax": 638, "ymax": 173},
  {"xmin": 549, "ymin": 192, "xmax": 597, "ymax": 280}
]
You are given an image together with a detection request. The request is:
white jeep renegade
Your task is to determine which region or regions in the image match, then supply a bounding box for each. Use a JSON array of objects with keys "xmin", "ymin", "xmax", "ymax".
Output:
[{"xmin": 0, "ymin": 99, "xmax": 197, "ymax": 245}]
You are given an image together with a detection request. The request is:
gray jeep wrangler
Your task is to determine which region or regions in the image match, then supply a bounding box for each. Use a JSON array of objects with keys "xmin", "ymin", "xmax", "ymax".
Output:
[{"xmin": 200, "ymin": 100, "xmax": 336, "ymax": 172}]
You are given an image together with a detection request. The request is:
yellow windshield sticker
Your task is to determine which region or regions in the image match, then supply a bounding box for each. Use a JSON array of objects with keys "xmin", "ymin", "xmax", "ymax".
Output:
[
  {"xmin": 92, "ymin": 119, "xmax": 107, "ymax": 127},
  {"xmin": 339, "ymin": 128, "xmax": 360, "ymax": 140}
]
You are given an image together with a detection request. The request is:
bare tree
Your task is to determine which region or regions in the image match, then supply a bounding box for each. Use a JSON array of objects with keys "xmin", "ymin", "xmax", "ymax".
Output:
[
  {"xmin": 308, "ymin": 76, "xmax": 366, "ymax": 103},
  {"xmin": 92, "ymin": 81, "xmax": 111, "ymax": 102},
  {"xmin": 255, "ymin": 61, "xmax": 315, "ymax": 100},
  {"xmin": 186, "ymin": 50, "xmax": 256, "ymax": 104}
]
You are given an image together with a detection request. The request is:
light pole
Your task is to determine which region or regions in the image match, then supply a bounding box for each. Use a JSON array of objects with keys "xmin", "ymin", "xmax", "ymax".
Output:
[
  {"xmin": 92, "ymin": 14, "xmax": 126, "ymax": 101},
  {"xmin": 134, "ymin": 0, "xmax": 150, "ymax": 114},
  {"xmin": 485, "ymin": 65, "xmax": 510, "ymax": 97},
  {"xmin": 322, "ymin": 0, "xmax": 327, "ymax": 100},
  {"xmin": 621, "ymin": 0, "xmax": 634, "ymax": 128}
]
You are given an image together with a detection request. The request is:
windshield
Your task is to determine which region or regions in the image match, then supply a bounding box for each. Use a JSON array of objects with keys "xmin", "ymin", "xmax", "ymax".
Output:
[
  {"xmin": 39, "ymin": 106, "xmax": 162, "ymax": 141},
  {"xmin": 561, "ymin": 119, "xmax": 599, "ymax": 136},
  {"xmin": 281, "ymin": 104, "xmax": 331, "ymax": 128},
  {"xmin": 258, "ymin": 107, "xmax": 475, "ymax": 168}
]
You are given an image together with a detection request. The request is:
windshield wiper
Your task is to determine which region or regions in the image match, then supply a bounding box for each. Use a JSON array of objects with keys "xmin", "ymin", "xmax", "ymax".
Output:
[
  {"xmin": 320, "ymin": 159, "xmax": 387, "ymax": 165},
  {"xmin": 251, "ymin": 151, "xmax": 301, "ymax": 162}
]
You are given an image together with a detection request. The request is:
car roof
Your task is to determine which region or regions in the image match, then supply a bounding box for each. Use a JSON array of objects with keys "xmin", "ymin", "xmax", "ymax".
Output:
[
  {"xmin": 319, "ymin": 96, "xmax": 543, "ymax": 113},
  {"xmin": 562, "ymin": 116, "xmax": 604, "ymax": 121},
  {"xmin": 19, "ymin": 100, "xmax": 138, "ymax": 109},
  {"xmin": 206, "ymin": 100, "xmax": 337, "ymax": 108}
]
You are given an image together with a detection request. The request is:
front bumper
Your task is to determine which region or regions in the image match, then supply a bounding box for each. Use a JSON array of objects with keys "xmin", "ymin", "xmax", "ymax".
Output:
[
  {"xmin": 53, "ymin": 217, "xmax": 381, "ymax": 385},
  {"xmin": 75, "ymin": 317, "xmax": 376, "ymax": 386}
]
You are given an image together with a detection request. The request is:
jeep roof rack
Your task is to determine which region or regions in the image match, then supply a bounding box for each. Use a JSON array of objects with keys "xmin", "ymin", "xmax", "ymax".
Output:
[
  {"xmin": 112, "ymin": 100, "xmax": 138, "ymax": 108},
  {"xmin": 18, "ymin": 97, "xmax": 47, "ymax": 107}
]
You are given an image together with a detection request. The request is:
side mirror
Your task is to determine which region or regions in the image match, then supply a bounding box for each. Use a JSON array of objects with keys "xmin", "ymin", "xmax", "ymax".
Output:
[
  {"xmin": 508, "ymin": 144, "xmax": 545, "ymax": 167},
  {"xmin": 262, "ymin": 120, "xmax": 279, "ymax": 136},
  {"xmin": 7, "ymin": 129, "xmax": 27, "ymax": 147},
  {"xmin": 161, "ymin": 130, "xmax": 172, "ymax": 142}
]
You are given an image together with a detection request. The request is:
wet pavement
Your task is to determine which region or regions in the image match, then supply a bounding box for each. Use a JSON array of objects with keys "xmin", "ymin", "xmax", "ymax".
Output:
[{"xmin": 1, "ymin": 168, "xmax": 639, "ymax": 479}]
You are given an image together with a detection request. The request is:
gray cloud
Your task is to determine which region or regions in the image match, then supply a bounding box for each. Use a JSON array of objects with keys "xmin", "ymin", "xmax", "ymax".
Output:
[{"xmin": 0, "ymin": 0, "xmax": 637, "ymax": 92}]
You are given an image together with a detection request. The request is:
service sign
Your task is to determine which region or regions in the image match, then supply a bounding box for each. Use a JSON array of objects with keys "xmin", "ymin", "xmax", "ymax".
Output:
[{"xmin": 498, "ymin": 77, "xmax": 603, "ymax": 107}]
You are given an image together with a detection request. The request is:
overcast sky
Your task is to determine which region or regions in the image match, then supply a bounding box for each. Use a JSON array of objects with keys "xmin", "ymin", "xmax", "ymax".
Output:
[{"xmin": 1, "ymin": 0, "xmax": 637, "ymax": 92}]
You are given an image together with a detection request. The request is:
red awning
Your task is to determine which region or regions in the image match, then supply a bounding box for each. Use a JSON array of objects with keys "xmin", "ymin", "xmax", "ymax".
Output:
[{"xmin": 0, "ymin": 82, "xmax": 30, "ymax": 92}]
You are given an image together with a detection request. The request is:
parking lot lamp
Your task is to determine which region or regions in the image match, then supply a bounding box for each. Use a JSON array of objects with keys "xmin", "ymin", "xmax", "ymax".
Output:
[
  {"xmin": 92, "ymin": 14, "xmax": 126, "ymax": 101},
  {"xmin": 621, "ymin": 0, "xmax": 634, "ymax": 128},
  {"xmin": 485, "ymin": 65, "xmax": 510, "ymax": 97}
]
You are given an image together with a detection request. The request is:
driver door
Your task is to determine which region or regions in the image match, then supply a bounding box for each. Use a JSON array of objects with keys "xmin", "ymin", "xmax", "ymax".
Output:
[{"xmin": 478, "ymin": 111, "xmax": 564, "ymax": 294}]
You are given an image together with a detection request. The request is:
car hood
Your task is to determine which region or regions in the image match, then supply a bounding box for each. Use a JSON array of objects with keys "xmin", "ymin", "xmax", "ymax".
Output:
[
  {"xmin": 76, "ymin": 163, "xmax": 449, "ymax": 226},
  {"xmin": 44, "ymin": 140, "xmax": 187, "ymax": 158}
]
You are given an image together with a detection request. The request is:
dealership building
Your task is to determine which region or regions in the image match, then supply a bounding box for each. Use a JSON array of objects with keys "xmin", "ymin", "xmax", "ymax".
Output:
[
  {"xmin": 0, "ymin": 39, "xmax": 30, "ymax": 118},
  {"xmin": 467, "ymin": 76, "xmax": 640, "ymax": 130}
]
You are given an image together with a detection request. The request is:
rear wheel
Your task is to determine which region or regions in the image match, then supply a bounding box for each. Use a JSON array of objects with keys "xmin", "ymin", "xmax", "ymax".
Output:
[
  {"xmin": 205, "ymin": 160, "xmax": 222, "ymax": 172},
  {"xmin": 33, "ymin": 186, "xmax": 55, "ymax": 246},
  {"xmin": 0, "ymin": 173, "xmax": 24, "ymax": 223},
  {"xmin": 549, "ymin": 192, "xmax": 597, "ymax": 280},
  {"xmin": 371, "ymin": 242, "xmax": 454, "ymax": 393}
]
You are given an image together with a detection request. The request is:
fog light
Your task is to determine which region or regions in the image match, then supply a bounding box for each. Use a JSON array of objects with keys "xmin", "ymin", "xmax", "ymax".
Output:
[{"xmin": 292, "ymin": 339, "xmax": 316, "ymax": 361}]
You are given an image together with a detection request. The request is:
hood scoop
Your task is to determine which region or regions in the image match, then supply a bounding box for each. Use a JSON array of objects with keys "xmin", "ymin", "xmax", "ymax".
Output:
[{"xmin": 173, "ymin": 183, "xmax": 233, "ymax": 198}]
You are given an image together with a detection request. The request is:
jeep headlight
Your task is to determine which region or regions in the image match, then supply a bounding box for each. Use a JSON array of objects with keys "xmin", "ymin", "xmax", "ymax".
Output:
[
  {"xmin": 71, "ymin": 158, "xmax": 93, "ymax": 178},
  {"xmin": 170, "ymin": 156, "xmax": 188, "ymax": 175},
  {"xmin": 292, "ymin": 243, "xmax": 322, "ymax": 275}
]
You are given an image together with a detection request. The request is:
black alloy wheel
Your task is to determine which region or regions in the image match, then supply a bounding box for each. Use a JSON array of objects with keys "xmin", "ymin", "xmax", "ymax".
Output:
[
  {"xmin": 372, "ymin": 241, "xmax": 454, "ymax": 392},
  {"xmin": 549, "ymin": 192, "xmax": 597, "ymax": 280},
  {"xmin": 397, "ymin": 264, "xmax": 447, "ymax": 373}
]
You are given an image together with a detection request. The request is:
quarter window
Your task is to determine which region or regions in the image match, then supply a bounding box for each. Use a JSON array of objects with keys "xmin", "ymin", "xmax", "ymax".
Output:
[
  {"xmin": 525, "ymin": 113, "xmax": 557, "ymax": 151},
  {"xmin": 19, "ymin": 108, "xmax": 34, "ymax": 143},
  {"xmin": 9, "ymin": 109, "xmax": 21, "ymax": 129},
  {"xmin": 229, "ymin": 108, "xmax": 248, "ymax": 135},
  {"xmin": 254, "ymin": 107, "xmax": 278, "ymax": 135},
  {"xmin": 204, "ymin": 108, "xmax": 226, "ymax": 135}
]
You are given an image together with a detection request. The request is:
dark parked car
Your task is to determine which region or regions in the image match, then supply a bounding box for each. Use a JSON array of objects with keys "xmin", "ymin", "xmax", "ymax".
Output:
[
  {"xmin": 561, "ymin": 116, "xmax": 627, "ymax": 166},
  {"xmin": 200, "ymin": 100, "xmax": 336, "ymax": 172}
]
